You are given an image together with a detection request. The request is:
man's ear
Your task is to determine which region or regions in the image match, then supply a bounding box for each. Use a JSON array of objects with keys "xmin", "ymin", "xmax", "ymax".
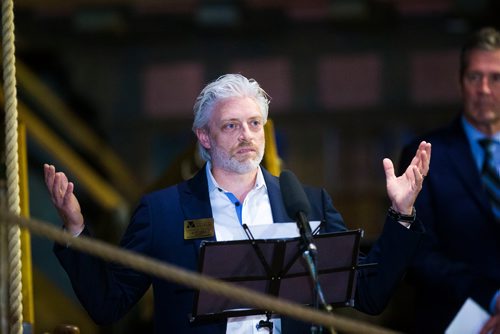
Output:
[{"xmin": 196, "ymin": 128, "xmax": 211, "ymax": 150}]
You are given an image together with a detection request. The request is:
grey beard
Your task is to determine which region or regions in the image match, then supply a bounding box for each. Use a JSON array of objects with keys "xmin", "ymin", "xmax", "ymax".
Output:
[
  {"xmin": 210, "ymin": 145, "xmax": 264, "ymax": 175},
  {"xmin": 220, "ymin": 156, "xmax": 262, "ymax": 174}
]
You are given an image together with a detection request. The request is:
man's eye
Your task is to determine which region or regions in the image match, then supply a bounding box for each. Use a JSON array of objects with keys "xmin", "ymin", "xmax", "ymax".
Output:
[
  {"xmin": 223, "ymin": 123, "xmax": 237, "ymax": 131},
  {"xmin": 491, "ymin": 73, "xmax": 500, "ymax": 84},
  {"xmin": 466, "ymin": 73, "xmax": 482, "ymax": 82},
  {"xmin": 250, "ymin": 120, "xmax": 262, "ymax": 128}
]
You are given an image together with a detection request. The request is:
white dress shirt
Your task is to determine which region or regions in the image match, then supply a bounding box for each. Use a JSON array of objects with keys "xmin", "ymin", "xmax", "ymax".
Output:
[{"xmin": 206, "ymin": 162, "xmax": 282, "ymax": 334}]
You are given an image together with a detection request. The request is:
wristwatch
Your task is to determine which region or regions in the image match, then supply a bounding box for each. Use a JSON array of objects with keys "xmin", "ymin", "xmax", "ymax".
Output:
[{"xmin": 388, "ymin": 206, "xmax": 416, "ymax": 223}]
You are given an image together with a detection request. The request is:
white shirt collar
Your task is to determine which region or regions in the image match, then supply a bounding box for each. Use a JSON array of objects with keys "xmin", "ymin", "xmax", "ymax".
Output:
[{"xmin": 205, "ymin": 161, "xmax": 267, "ymax": 194}]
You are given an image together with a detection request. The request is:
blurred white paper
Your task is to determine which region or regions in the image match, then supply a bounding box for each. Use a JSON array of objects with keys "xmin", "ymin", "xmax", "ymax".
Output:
[
  {"xmin": 445, "ymin": 298, "xmax": 490, "ymax": 334},
  {"xmin": 216, "ymin": 221, "xmax": 321, "ymax": 241},
  {"xmin": 245, "ymin": 221, "xmax": 321, "ymax": 240}
]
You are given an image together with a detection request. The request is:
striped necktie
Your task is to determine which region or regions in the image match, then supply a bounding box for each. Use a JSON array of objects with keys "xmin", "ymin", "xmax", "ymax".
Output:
[{"xmin": 479, "ymin": 138, "xmax": 500, "ymax": 222}]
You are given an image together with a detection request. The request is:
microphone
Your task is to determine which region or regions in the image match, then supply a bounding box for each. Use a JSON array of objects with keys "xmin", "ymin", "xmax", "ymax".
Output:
[
  {"xmin": 279, "ymin": 170, "xmax": 315, "ymax": 252},
  {"xmin": 280, "ymin": 170, "xmax": 333, "ymax": 323}
]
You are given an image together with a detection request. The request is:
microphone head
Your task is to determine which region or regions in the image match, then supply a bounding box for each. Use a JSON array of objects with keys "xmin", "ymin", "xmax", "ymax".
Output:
[{"xmin": 279, "ymin": 170, "xmax": 311, "ymax": 219}]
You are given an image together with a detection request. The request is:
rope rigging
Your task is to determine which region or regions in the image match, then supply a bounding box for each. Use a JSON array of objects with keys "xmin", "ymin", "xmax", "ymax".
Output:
[{"xmin": 2, "ymin": 0, "xmax": 23, "ymax": 332}]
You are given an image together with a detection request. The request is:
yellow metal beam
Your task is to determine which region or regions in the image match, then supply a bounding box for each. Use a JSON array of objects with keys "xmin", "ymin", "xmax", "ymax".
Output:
[
  {"xmin": 263, "ymin": 119, "xmax": 282, "ymax": 176},
  {"xmin": 19, "ymin": 123, "xmax": 35, "ymax": 328},
  {"xmin": 33, "ymin": 268, "xmax": 98, "ymax": 334},
  {"xmin": 0, "ymin": 90, "xmax": 127, "ymax": 212},
  {"xmin": 16, "ymin": 61, "xmax": 140, "ymax": 202}
]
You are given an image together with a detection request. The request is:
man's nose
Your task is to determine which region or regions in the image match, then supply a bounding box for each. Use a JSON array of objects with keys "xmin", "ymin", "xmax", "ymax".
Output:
[
  {"xmin": 479, "ymin": 76, "xmax": 492, "ymax": 94},
  {"xmin": 238, "ymin": 124, "xmax": 252, "ymax": 141}
]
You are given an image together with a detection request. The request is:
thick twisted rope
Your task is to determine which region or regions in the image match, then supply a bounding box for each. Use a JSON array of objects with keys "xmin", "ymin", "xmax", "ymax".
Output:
[
  {"xmin": 0, "ymin": 211, "xmax": 401, "ymax": 334},
  {"xmin": 2, "ymin": 0, "xmax": 22, "ymax": 333}
]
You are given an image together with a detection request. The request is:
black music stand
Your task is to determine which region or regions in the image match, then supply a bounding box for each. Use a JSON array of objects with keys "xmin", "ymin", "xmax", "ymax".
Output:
[{"xmin": 190, "ymin": 229, "xmax": 368, "ymax": 323}]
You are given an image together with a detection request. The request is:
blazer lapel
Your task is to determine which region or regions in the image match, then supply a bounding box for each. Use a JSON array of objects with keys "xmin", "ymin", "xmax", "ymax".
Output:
[
  {"xmin": 178, "ymin": 164, "xmax": 216, "ymax": 251},
  {"xmin": 446, "ymin": 119, "xmax": 492, "ymax": 215},
  {"xmin": 262, "ymin": 167, "xmax": 291, "ymax": 223}
]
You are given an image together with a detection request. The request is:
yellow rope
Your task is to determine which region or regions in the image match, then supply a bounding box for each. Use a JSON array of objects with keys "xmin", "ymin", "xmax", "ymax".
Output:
[
  {"xmin": 0, "ymin": 211, "xmax": 401, "ymax": 334},
  {"xmin": 2, "ymin": 0, "xmax": 23, "ymax": 332}
]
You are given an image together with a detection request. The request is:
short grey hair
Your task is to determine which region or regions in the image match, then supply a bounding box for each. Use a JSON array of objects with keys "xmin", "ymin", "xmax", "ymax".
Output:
[{"xmin": 192, "ymin": 73, "xmax": 270, "ymax": 161}]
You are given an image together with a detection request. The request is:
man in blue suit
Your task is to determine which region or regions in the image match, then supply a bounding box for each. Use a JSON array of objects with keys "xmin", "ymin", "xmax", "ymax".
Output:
[
  {"xmin": 46, "ymin": 73, "xmax": 430, "ymax": 333},
  {"xmin": 399, "ymin": 27, "xmax": 500, "ymax": 334}
]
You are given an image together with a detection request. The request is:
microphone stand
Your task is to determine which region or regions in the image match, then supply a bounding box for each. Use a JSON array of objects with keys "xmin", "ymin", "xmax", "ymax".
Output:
[
  {"xmin": 296, "ymin": 213, "xmax": 336, "ymax": 334},
  {"xmin": 242, "ymin": 224, "xmax": 274, "ymax": 333}
]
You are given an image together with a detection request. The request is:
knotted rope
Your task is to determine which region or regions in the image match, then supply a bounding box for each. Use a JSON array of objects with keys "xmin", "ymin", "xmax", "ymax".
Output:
[{"xmin": 1, "ymin": 0, "xmax": 22, "ymax": 332}]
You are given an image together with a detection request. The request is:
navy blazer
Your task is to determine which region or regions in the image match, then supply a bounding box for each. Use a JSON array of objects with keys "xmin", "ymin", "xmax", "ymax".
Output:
[
  {"xmin": 55, "ymin": 166, "xmax": 424, "ymax": 333},
  {"xmin": 400, "ymin": 117, "xmax": 500, "ymax": 334}
]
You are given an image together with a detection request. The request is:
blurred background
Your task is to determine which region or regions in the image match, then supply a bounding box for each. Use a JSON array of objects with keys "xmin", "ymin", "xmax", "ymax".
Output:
[{"xmin": 1, "ymin": 0, "xmax": 499, "ymax": 333}]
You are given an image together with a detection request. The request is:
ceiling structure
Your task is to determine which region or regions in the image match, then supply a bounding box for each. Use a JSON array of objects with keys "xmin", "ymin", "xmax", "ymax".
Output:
[{"xmin": 13, "ymin": 0, "xmax": 498, "ymax": 33}]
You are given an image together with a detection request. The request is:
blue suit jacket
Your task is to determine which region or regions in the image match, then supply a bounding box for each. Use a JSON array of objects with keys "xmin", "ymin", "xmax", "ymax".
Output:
[
  {"xmin": 400, "ymin": 117, "xmax": 500, "ymax": 333},
  {"xmin": 55, "ymin": 166, "xmax": 424, "ymax": 333}
]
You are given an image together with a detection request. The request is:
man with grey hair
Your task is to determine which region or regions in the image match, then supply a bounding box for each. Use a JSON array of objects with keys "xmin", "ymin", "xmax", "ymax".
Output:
[
  {"xmin": 46, "ymin": 73, "xmax": 430, "ymax": 333},
  {"xmin": 400, "ymin": 27, "xmax": 500, "ymax": 334}
]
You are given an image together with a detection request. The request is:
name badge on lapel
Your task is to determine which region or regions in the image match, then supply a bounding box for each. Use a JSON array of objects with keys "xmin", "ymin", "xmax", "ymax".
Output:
[{"xmin": 184, "ymin": 218, "xmax": 215, "ymax": 240}]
